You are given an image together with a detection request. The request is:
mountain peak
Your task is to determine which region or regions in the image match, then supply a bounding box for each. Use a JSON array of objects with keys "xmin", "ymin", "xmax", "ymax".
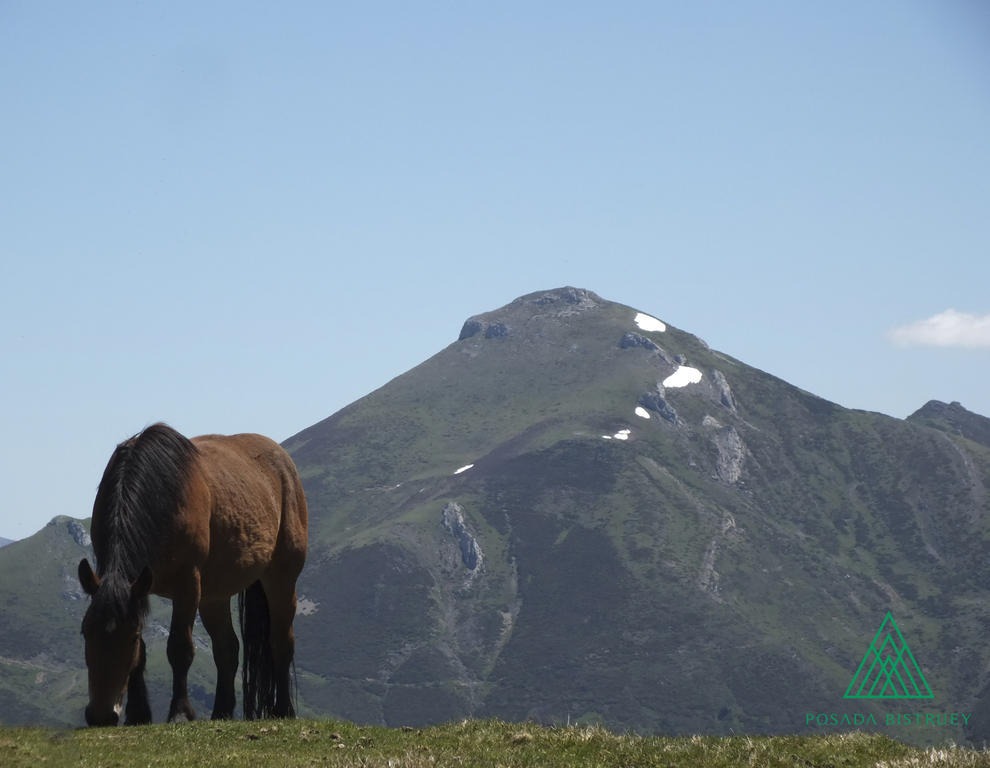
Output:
[
  {"xmin": 516, "ymin": 285, "xmax": 603, "ymax": 307},
  {"xmin": 910, "ymin": 399, "xmax": 965, "ymax": 417},
  {"xmin": 907, "ymin": 399, "xmax": 990, "ymax": 448},
  {"xmin": 458, "ymin": 286, "xmax": 604, "ymax": 340},
  {"xmin": 275, "ymin": 288, "xmax": 990, "ymax": 739}
]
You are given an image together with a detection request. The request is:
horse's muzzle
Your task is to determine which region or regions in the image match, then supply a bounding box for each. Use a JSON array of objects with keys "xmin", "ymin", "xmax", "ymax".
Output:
[{"xmin": 84, "ymin": 704, "xmax": 120, "ymax": 727}]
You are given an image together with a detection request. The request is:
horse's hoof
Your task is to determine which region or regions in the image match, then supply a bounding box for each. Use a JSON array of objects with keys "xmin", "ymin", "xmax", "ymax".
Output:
[{"xmin": 167, "ymin": 701, "xmax": 196, "ymax": 723}]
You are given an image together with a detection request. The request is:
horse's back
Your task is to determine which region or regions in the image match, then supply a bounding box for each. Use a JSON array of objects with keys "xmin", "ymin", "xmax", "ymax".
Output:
[{"xmin": 189, "ymin": 433, "xmax": 308, "ymax": 600}]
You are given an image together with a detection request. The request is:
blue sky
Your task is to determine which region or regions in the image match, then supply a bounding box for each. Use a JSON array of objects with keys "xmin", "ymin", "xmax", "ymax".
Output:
[{"xmin": 1, "ymin": 1, "xmax": 988, "ymax": 539}]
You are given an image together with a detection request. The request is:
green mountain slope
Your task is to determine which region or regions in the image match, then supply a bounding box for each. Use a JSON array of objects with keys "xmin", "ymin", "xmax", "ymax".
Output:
[
  {"xmin": 283, "ymin": 288, "xmax": 990, "ymax": 743},
  {"xmin": 1, "ymin": 287, "xmax": 988, "ymax": 744}
]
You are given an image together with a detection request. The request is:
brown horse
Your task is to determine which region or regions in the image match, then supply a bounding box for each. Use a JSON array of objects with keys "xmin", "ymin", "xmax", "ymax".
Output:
[{"xmin": 77, "ymin": 423, "xmax": 308, "ymax": 726}]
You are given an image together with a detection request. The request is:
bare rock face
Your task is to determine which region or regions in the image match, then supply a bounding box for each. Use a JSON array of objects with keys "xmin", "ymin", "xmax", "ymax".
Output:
[
  {"xmin": 441, "ymin": 502, "xmax": 483, "ymax": 572},
  {"xmin": 66, "ymin": 520, "xmax": 91, "ymax": 548},
  {"xmin": 459, "ymin": 319, "xmax": 510, "ymax": 340},
  {"xmin": 530, "ymin": 286, "xmax": 600, "ymax": 310},
  {"xmin": 484, "ymin": 322, "xmax": 509, "ymax": 339},
  {"xmin": 639, "ymin": 388, "xmax": 678, "ymax": 423},
  {"xmin": 711, "ymin": 369, "xmax": 737, "ymax": 411},
  {"xmin": 459, "ymin": 319, "xmax": 484, "ymax": 340},
  {"xmin": 712, "ymin": 425, "xmax": 745, "ymax": 483},
  {"xmin": 47, "ymin": 516, "xmax": 91, "ymax": 548},
  {"xmin": 619, "ymin": 331, "xmax": 659, "ymax": 351},
  {"xmin": 619, "ymin": 332, "xmax": 674, "ymax": 361}
]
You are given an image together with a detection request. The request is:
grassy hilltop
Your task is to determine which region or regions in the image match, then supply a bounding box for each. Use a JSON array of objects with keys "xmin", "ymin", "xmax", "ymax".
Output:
[{"xmin": 2, "ymin": 719, "xmax": 989, "ymax": 768}]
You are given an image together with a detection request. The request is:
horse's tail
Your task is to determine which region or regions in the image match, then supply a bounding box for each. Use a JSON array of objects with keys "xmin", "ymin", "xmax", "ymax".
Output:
[{"xmin": 239, "ymin": 581, "xmax": 276, "ymax": 719}]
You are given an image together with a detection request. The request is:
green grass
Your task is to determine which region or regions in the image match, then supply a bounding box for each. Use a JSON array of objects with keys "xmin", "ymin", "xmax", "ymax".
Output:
[{"xmin": 2, "ymin": 719, "xmax": 989, "ymax": 768}]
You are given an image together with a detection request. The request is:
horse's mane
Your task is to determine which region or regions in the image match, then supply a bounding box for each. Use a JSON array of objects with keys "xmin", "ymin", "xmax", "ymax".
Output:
[{"xmin": 90, "ymin": 423, "xmax": 199, "ymax": 617}]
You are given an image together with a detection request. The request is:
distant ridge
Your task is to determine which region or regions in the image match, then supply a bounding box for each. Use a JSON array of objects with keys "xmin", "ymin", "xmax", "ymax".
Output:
[{"xmin": 908, "ymin": 399, "xmax": 990, "ymax": 448}]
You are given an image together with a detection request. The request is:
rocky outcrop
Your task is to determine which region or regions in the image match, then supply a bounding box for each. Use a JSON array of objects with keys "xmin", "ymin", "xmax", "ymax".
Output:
[
  {"xmin": 702, "ymin": 421, "xmax": 745, "ymax": 484},
  {"xmin": 459, "ymin": 319, "xmax": 484, "ymax": 340},
  {"xmin": 530, "ymin": 287, "xmax": 600, "ymax": 309},
  {"xmin": 441, "ymin": 502, "xmax": 483, "ymax": 572},
  {"xmin": 638, "ymin": 388, "xmax": 678, "ymax": 423},
  {"xmin": 66, "ymin": 520, "xmax": 91, "ymax": 548},
  {"xmin": 697, "ymin": 511, "xmax": 737, "ymax": 601},
  {"xmin": 461, "ymin": 288, "xmax": 600, "ymax": 344},
  {"xmin": 619, "ymin": 331, "xmax": 659, "ymax": 351},
  {"xmin": 484, "ymin": 322, "xmax": 509, "ymax": 339},
  {"xmin": 711, "ymin": 369, "xmax": 737, "ymax": 411},
  {"xmin": 620, "ymin": 333, "xmax": 675, "ymax": 369},
  {"xmin": 47, "ymin": 516, "xmax": 91, "ymax": 548},
  {"xmin": 459, "ymin": 319, "xmax": 509, "ymax": 340}
]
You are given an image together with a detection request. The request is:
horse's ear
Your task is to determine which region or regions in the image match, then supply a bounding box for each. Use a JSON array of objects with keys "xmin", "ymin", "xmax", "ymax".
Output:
[
  {"xmin": 78, "ymin": 558, "xmax": 99, "ymax": 596},
  {"xmin": 131, "ymin": 566, "xmax": 153, "ymax": 602}
]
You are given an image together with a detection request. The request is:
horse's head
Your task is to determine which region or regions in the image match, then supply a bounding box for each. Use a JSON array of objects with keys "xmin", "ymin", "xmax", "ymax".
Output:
[{"xmin": 77, "ymin": 559, "xmax": 152, "ymax": 726}]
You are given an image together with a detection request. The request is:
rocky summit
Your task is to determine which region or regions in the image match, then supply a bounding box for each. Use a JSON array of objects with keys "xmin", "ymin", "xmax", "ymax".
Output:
[{"xmin": 1, "ymin": 287, "xmax": 989, "ymax": 746}]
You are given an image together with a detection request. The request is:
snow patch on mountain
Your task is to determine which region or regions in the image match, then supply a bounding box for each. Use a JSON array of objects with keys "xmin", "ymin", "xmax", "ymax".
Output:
[
  {"xmin": 634, "ymin": 312, "xmax": 666, "ymax": 333},
  {"xmin": 663, "ymin": 366, "xmax": 703, "ymax": 388},
  {"xmin": 603, "ymin": 428, "xmax": 632, "ymax": 441}
]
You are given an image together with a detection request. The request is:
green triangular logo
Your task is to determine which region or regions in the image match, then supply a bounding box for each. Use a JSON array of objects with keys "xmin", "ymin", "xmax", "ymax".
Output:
[{"xmin": 844, "ymin": 613, "xmax": 933, "ymax": 699}]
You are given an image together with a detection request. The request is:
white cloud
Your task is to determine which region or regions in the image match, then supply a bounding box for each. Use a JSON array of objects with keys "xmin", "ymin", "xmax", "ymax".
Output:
[{"xmin": 888, "ymin": 309, "xmax": 990, "ymax": 349}]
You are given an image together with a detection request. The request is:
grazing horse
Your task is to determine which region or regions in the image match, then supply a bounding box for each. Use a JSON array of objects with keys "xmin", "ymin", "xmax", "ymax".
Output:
[{"xmin": 77, "ymin": 423, "xmax": 308, "ymax": 726}]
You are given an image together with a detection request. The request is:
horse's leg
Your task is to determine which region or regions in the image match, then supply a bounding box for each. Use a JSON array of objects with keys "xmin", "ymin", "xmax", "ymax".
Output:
[
  {"xmin": 260, "ymin": 575, "xmax": 298, "ymax": 718},
  {"xmin": 199, "ymin": 598, "xmax": 238, "ymax": 720},
  {"xmin": 123, "ymin": 636, "xmax": 152, "ymax": 725},
  {"xmin": 166, "ymin": 572, "xmax": 201, "ymax": 723}
]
